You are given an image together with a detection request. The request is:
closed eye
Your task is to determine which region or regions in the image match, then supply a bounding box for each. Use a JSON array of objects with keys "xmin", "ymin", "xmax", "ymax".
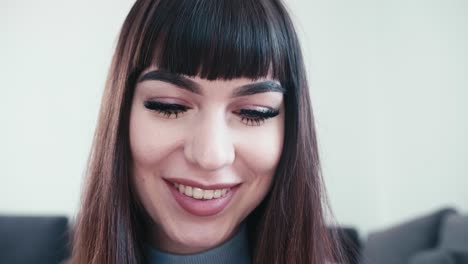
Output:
[
  {"xmin": 235, "ymin": 108, "xmax": 280, "ymax": 126},
  {"xmin": 144, "ymin": 101, "xmax": 190, "ymax": 118},
  {"xmin": 143, "ymin": 100, "xmax": 279, "ymax": 126}
]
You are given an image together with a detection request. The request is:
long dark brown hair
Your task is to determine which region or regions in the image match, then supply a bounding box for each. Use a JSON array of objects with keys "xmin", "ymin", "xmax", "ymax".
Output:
[{"xmin": 69, "ymin": 0, "xmax": 345, "ymax": 263}]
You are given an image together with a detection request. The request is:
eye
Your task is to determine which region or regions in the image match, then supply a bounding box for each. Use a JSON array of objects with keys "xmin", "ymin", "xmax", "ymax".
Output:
[
  {"xmin": 235, "ymin": 108, "xmax": 280, "ymax": 126},
  {"xmin": 143, "ymin": 101, "xmax": 190, "ymax": 119}
]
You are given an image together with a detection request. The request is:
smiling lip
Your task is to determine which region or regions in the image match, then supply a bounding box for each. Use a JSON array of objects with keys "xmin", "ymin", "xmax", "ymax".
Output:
[
  {"xmin": 165, "ymin": 178, "xmax": 240, "ymax": 190},
  {"xmin": 164, "ymin": 178, "xmax": 240, "ymax": 217}
]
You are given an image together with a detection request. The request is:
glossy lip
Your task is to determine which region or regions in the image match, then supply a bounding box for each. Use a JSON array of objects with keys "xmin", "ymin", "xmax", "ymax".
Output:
[
  {"xmin": 164, "ymin": 179, "xmax": 241, "ymax": 217},
  {"xmin": 165, "ymin": 178, "xmax": 241, "ymax": 190}
]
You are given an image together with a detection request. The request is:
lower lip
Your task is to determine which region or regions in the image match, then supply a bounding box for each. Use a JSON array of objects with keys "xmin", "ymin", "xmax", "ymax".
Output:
[{"xmin": 165, "ymin": 181, "xmax": 239, "ymax": 217}]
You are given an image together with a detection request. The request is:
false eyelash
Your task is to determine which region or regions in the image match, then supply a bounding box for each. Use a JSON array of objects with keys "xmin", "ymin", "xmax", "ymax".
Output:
[
  {"xmin": 144, "ymin": 101, "xmax": 189, "ymax": 118},
  {"xmin": 237, "ymin": 108, "xmax": 280, "ymax": 126},
  {"xmin": 144, "ymin": 100, "xmax": 279, "ymax": 126}
]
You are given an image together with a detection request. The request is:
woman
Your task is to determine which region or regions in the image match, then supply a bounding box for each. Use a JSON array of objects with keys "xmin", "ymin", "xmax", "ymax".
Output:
[{"xmin": 69, "ymin": 0, "xmax": 344, "ymax": 263}]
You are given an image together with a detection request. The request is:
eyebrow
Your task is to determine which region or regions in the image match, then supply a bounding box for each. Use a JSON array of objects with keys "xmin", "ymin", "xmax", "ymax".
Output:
[
  {"xmin": 231, "ymin": 81, "xmax": 286, "ymax": 97},
  {"xmin": 138, "ymin": 70, "xmax": 286, "ymax": 97},
  {"xmin": 138, "ymin": 70, "xmax": 201, "ymax": 94}
]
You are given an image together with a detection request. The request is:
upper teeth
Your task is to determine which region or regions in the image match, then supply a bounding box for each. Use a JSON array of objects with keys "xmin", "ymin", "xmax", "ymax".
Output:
[{"xmin": 173, "ymin": 183, "xmax": 229, "ymax": 200}]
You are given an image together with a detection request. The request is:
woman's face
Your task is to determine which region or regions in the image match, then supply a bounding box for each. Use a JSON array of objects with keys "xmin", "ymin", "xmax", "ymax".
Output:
[{"xmin": 129, "ymin": 67, "xmax": 284, "ymax": 254}]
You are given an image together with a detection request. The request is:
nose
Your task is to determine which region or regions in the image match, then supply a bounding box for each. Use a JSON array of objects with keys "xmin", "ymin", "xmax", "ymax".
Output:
[{"xmin": 184, "ymin": 112, "xmax": 235, "ymax": 171}]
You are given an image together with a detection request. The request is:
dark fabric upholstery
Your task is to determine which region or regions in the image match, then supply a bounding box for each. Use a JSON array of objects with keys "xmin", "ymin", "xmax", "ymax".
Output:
[
  {"xmin": 439, "ymin": 214, "xmax": 468, "ymax": 252},
  {"xmin": 359, "ymin": 208, "xmax": 457, "ymax": 264},
  {"xmin": 408, "ymin": 249, "xmax": 456, "ymax": 264},
  {"xmin": 453, "ymin": 251, "xmax": 468, "ymax": 264},
  {"xmin": 0, "ymin": 215, "xmax": 69, "ymax": 264}
]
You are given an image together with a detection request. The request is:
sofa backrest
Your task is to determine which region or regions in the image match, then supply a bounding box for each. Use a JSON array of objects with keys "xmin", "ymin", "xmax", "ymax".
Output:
[{"xmin": 0, "ymin": 215, "xmax": 69, "ymax": 264}]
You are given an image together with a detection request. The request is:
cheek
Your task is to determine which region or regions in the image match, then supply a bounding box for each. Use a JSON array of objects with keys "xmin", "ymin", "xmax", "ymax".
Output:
[
  {"xmin": 233, "ymin": 122, "xmax": 284, "ymax": 219},
  {"xmin": 245, "ymin": 118, "xmax": 284, "ymax": 174},
  {"xmin": 238, "ymin": 123, "xmax": 284, "ymax": 176},
  {"xmin": 129, "ymin": 109, "xmax": 182, "ymax": 168},
  {"xmin": 129, "ymin": 107, "xmax": 183, "ymax": 221}
]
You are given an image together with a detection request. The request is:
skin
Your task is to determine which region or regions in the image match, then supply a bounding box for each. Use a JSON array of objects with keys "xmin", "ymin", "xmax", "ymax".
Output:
[{"xmin": 129, "ymin": 67, "xmax": 285, "ymax": 254}]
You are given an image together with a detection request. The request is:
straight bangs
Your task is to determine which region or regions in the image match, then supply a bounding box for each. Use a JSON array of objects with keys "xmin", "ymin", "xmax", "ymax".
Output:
[{"xmin": 133, "ymin": 0, "xmax": 290, "ymax": 82}]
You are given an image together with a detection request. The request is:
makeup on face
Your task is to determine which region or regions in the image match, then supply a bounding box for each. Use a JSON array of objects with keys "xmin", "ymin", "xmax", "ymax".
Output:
[
  {"xmin": 138, "ymin": 69, "xmax": 284, "ymax": 126},
  {"xmin": 138, "ymin": 70, "xmax": 286, "ymax": 96},
  {"xmin": 130, "ymin": 69, "xmax": 285, "ymax": 253},
  {"xmin": 164, "ymin": 178, "xmax": 241, "ymax": 217},
  {"xmin": 143, "ymin": 100, "xmax": 280, "ymax": 126}
]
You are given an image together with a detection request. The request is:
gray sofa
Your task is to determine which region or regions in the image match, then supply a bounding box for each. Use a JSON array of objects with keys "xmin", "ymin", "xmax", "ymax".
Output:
[
  {"xmin": 360, "ymin": 208, "xmax": 468, "ymax": 264},
  {"xmin": 0, "ymin": 215, "xmax": 69, "ymax": 264},
  {"xmin": 1, "ymin": 208, "xmax": 466, "ymax": 264}
]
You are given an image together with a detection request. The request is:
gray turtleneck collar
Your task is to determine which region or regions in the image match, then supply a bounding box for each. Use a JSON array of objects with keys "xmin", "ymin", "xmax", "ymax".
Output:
[{"xmin": 146, "ymin": 224, "xmax": 251, "ymax": 264}]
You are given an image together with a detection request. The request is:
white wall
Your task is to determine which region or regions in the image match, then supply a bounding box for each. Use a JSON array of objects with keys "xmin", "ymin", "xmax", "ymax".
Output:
[
  {"xmin": 288, "ymin": 0, "xmax": 468, "ymax": 234},
  {"xmin": 1, "ymin": 0, "xmax": 134, "ymax": 216},
  {"xmin": 1, "ymin": 0, "xmax": 467, "ymax": 235}
]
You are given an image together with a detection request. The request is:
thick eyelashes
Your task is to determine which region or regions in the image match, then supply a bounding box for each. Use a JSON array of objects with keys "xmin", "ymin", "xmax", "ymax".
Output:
[
  {"xmin": 235, "ymin": 108, "xmax": 279, "ymax": 126},
  {"xmin": 143, "ymin": 100, "xmax": 279, "ymax": 126},
  {"xmin": 143, "ymin": 101, "xmax": 190, "ymax": 118}
]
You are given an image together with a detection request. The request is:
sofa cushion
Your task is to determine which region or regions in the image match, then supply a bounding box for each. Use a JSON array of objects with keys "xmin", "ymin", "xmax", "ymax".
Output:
[
  {"xmin": 453, "ymin": 251, "xmax": 468, "ymax": 263},
  {"xmin": 408, "ymin": 250, "xmax": 456, "ymax": 264},
  {"xmin": 0, "ymin": 215, "xmax": 69, "ymax": 264},
  {"xmin": 359, "ymin": 208, "xmax": 457, "ymax": 264},
  {"xmin": 438, "ymin": 214, "xmax": 468, "ymax": 252}
]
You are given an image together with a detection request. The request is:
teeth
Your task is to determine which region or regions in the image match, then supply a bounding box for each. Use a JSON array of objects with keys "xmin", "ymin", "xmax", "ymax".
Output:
[
  {"xmin": 173, "ymin": 183, "xmax": 230, "ymax": 200},
  {"xmin": 203, "ymin": 190, "xmax": 214, "ymax": 199},
  {"xmin": 178, "ymin": 184, "xmax": 185, "ymax": 193},
  {"xmin": 193, "ymin": 188, "xmax": 203, "ymax": 199},
  {"xmin": 184, "ymin": 186, "xmax": 193, "ymax": 196}
]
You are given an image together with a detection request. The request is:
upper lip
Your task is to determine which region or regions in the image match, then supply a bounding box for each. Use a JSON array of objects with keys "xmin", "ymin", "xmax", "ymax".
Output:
[{"xmin": 164, "ymin": 178, "xmax": 241, "ymax": 190}]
